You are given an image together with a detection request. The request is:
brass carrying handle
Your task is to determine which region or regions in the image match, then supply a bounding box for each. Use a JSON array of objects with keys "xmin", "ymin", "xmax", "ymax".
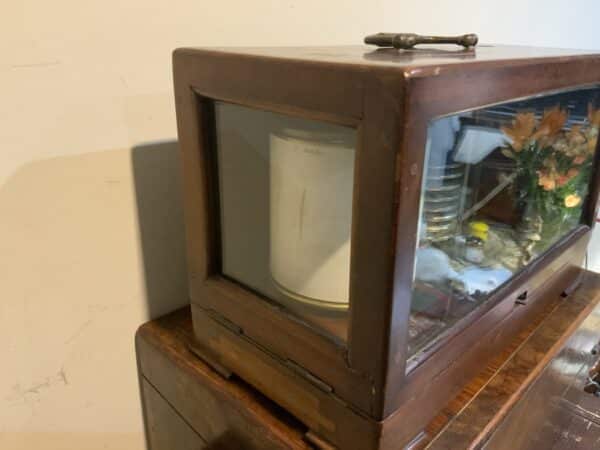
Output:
[{"xmin": 364, "ymin": 32, "xmax": 478, "ymax": 49}]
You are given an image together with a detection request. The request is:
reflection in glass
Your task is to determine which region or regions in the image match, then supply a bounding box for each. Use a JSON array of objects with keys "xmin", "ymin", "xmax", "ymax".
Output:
[
  {"xmin": 215, "ymin": 102, "xmax": 356, "ymax": 341},
  {"xmin": 409, "ymin": 86, "xmax": 600, "ymax": 360}
]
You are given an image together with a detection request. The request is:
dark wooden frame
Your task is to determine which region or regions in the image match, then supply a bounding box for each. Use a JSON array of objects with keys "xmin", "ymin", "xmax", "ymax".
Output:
[{"xmin": 173, "ymin": 47, "xmax": 600, "ymax": 449}]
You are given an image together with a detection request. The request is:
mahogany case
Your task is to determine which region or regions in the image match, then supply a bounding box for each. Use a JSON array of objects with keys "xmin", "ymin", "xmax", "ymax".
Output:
[{"xmin": 173, "ymin": 45, "xmax": 600, "ymax": 448}]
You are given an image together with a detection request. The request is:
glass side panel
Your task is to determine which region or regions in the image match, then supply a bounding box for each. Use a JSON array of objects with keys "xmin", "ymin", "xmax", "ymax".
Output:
[
  {"xmin": 214, "ymin": 101, "xmax": 356, "ymax": 342},
  {"xmin": 408, "ymin": 86, "xmax": 600, "ymax": 361}
]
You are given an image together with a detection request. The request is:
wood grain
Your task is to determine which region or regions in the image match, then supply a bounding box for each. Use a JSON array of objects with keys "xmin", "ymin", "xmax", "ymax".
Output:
[
  {"xmin": 172, "ymin": 44, "xmax": 600, "ymax": 447},
  {"xmin": 425, "ymin": 270, "xmax": 600, "ymax": 449},
  {"xmin": 141, "ymin": 378, "xmax": 207, "ymax": 450},
  {"xmin": 137, "ymin": 270, "xmax": 600, "ymax": 449},
  {"xmin": 136, "ymin": 309, "xmax": 312, "ymax": 450}
]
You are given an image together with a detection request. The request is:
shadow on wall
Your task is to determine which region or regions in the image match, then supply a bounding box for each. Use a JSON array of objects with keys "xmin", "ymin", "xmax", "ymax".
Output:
[{"xmin": 131, "ymin": 140, "xmax": 189, "ymax": 319}]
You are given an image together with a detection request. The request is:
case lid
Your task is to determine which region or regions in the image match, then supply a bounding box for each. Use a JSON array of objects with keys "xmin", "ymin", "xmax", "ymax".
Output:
[{"xmin": 179, "ymin": 45, "xmax": 600, "ymax": 73}]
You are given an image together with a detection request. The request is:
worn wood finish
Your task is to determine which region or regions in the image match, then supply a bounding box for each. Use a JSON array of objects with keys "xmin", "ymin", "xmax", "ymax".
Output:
[
  {"xmin": 480, "ymin": 282, "xmax": 600, "ymax": 449},
  {"xmin": 377, "ymin": 231, "xmax": 589, "ymax": 448},
  {"xmin": 141, "ymin": 378, "xmax": 208, "ymax": 450},
  {"xmin": 387, "ymin": 51, "xmax": 600, "ymax": 416},
  {"xmin": 137, "ymin": 270, "xmax": 600, "ymax": 450},
  {"xmin": 425, "ymin": 269, "xmax": 600, "ymax": 449},
  {"xmin": 173, "ymin": 48, "xmax": 387, "ymax": 416},
  {"xmin": 191, "ymin": 305, "xmax": 380, "ymax": 450},
  {"xmin": 136, "ymin": 309, "xmax": 312, "ymax": 450},
  {"xmin": 173, "ymin": 45, "xmax": 600, "ymax": 447}
]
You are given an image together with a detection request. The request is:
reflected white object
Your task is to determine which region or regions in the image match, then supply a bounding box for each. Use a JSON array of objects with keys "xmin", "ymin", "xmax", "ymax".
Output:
[
  {"xmin": 269, "ymin": 127, "xmax": 355, "ymax": 309},
  {"xmin": 427, "ymin": 116, "xmax": 461, "ymax": 167},
  {"xmin": 465, "ymin": 240, "xmax": 485, "ymax": 263},
  {"xmin": 415, "ymin": 247, "xmax": 512, "ymax": 295},
  {"xmin": 453, "ymin": 125, "xmax": 506, "ymax": 164},
  {"xmin": 415, "ymin": 247, "xmax": 459, "ymax": 283},
  {"xmin": 455, "ymin": 267, "xmax": 512, "ymax": 295}
]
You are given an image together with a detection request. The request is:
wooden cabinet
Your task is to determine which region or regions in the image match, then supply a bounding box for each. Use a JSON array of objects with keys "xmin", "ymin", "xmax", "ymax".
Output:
[{"xmin": 137, "ymin": 271, "xmax": 600, "ymax": 449}]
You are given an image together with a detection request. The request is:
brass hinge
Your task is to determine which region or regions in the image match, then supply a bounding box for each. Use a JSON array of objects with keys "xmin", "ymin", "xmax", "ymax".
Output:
[{"xmin": 284, "ymin": 359, "xmax": 333, "ymax": 393}]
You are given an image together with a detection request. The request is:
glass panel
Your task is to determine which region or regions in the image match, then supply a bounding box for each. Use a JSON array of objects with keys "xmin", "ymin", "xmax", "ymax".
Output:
[
  {"xmin": 409, "ymin": 86, "xmax": 600, "ymax": 360},
  {"xmin": 214, "ymin": 101, "xmax": 356, "ymax": 342}
]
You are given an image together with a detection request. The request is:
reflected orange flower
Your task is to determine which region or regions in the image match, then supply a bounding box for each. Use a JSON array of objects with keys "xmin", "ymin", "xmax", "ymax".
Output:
[
  {"xmin": 556, "ymin": 175, "xmax": 569, "ymax": 187},
  {"xmin": 573, "ymin": 155, "xmax": 587, "ymax": 165},
  {"xmin": 557, "ymin": 168, "xmax": 581, "ymax": 186},
  {"xmin": 532, "ymin": 107, "xmax": 568, "ymax": 147},
  {"xmin": 537, "ymin": 170, "xmax": 556, "ymax": 191},
  {"xmin": 501, "ymin": 112, "xmax": 536, "ymax": 151}
]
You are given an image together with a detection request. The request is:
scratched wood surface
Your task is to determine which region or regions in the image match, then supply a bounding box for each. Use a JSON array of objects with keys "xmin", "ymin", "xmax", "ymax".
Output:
[
  {"xmin": 137, "ymin": 270, "xmax": 600, "ymax": 449},
  {"xmin": 482, "ymin": 290, "xmax": 600, "ymax": 449},
  {"xmin": 425, "ymin": 270, "xmax": 600, "ymax": 449}
]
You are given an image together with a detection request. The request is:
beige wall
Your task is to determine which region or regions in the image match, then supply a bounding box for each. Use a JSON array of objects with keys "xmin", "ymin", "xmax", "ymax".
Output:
[
  {"xmin": 2, "ymin": 1, "xmax": 600, "ymax": 449},
  {"xmin": 383, "ymin": 0, "xmax": 600, "ymax": 50},
  {"xmin": 0, "ymin": 1, "xmax": 382, "ymax": 449}
]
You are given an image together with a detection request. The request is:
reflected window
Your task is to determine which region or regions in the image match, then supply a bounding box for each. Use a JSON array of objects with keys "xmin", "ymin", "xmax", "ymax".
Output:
[{"xmin": 409, "ymin": 86, "xmax": 600, "ymax": 360}]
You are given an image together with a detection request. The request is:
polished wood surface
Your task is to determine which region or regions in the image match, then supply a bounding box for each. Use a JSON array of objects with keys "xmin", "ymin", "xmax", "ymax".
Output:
[
  {"xmin": 174, "ymin": 48, "xmax": 379, "ymax": 420},
  {"xmin": 177, "ymin": 45, "xmax": 600, "ymax": 69},
  {"xmin": 136, "ymin": 309, "xmax": 311, "ymax": 450},
  {"xmin": 141, "ymin": 378, "xmax": 207, "ymax": 450},
  {"xmin": 137, "ymin": 270, "xmax": 600, "ymax": 449},
  {"xmin": 481, "ymin": 290, "xmax": 600, "ymax": 449},
  {"xmin": 426, "ymin": 269, "xmax": 600, "ymax": 449},
  {"xmin": 173, "ymin": 44, "xmax": 600, "ymax": 447},
  {"xmin": 383, "ymin": 238, "xmax": 589, "ymax": 448},
  {"xmin": 190, "ymin": 304, "xmax": 379, "ymax": 449}
]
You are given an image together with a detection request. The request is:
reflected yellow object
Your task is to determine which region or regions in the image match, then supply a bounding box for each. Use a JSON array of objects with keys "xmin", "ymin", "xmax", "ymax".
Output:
[
  {"xmin": 564, "ymin": 194, "xmax": 582, "ymax": 208},
  {"xmin": 469, "ymin": 221, "xmax": 489, "ymax": 241}
]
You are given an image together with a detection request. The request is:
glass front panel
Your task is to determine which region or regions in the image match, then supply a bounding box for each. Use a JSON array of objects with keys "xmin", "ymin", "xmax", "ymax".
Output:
[
  {"xmin": 409, "ymin": 86, "xmax": 600, "ymax": 361},
  {"xmin": 214, "ymin": 101, "xmax": 356, "ymax": 342}
]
